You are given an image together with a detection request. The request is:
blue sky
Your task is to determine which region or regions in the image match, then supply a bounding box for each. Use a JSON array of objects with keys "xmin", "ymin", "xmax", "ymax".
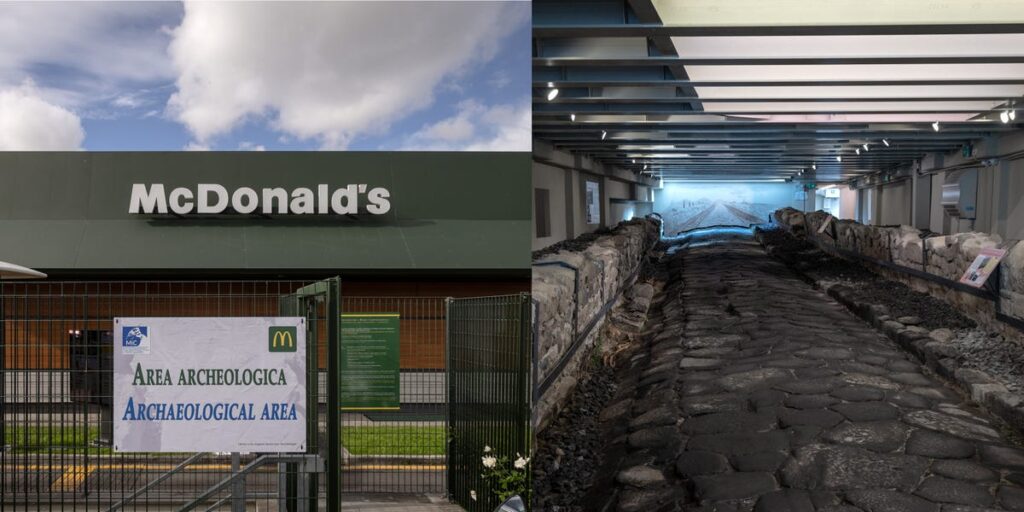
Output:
[{"xmin": 0, "ymin": 1, "xmax": 530, "ymax": 151}]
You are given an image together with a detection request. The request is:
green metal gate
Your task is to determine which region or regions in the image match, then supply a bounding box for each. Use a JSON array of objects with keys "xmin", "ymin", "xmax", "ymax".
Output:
[
  {"xmin": 0, "ymin": 279, "xmax": 339, "ymax": 511},
  {"xmin": 446, "ymin": 294, "xmax": 532, "ymax": 512}
]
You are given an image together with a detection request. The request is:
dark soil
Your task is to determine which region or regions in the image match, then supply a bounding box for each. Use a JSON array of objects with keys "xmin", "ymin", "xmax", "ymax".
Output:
[
  {"xmin": 532, "ymin": 360, "xmax": 617, "ymax": 511},
  {"xmin": 757, "ymin": 226, "xmax": 975, "ymax": 331},
  {"xmin": 852, "ymin": 279, "xmax": 976, "ymax": 330}
]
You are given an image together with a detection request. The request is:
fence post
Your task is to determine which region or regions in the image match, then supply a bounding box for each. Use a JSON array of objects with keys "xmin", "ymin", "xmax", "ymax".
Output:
[
  {"xmin": 444, "ymin": 297, "xmax": 453, "ymax": 502},
  {"xmin": 326, "ymin": 277, "xmax": 341, "ymax": 512},
  {"xmin": 231, "ymin": 452, "xmax": 245, "ymax": 512}
]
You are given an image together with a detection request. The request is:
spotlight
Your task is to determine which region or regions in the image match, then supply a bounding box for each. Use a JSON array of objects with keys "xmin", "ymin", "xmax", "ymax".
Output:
[
  {"xmin": 1012, "ymin": 110, "xmax": 1017, "ymax": 121},
  {"xmin": 836, "ymin": 155, "xmax": 842, "ymax": 162},
  {"xmin": 547, "ymin": 88, "xmax": 559, "ymax": 101},
  {"xmin": 863, "ymin": 143, "xmax": 869, "ymax": 151},
  {"xmin": 932, "ymin": 121, "xmax": 940, "ymax": 132},
  {"xmin": 643, "ymin": 164, "xmax": 648, "ymax": 170},
  {"xmin": 812, "ymin": 164, "xmax": 817, "ymax": 170},
  {"xmin": 570, "ymin": 113, "xmax": 576, "ymax": 122},
  {"xmin": 882, "ymin": 139, "xmax": 890, "ymax": 147},
  {"xmin": 632, "ymin": 159, "xmax": 636, "ymax": 164},
  {"xmin": 856, "ymin": 148, "xmax": 861, "ymax": 155},
  {"xmin": 1001, "ymin": 111, "xmax": 1010, "ymax": 124},
  {"xmin": 601, "ymin": 130, "xmax": 607, "ymax": 140}
]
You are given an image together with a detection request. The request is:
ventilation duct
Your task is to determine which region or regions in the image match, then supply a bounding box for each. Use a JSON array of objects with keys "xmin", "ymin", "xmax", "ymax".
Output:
[{"xmin": 941, "ymin": 168, "xmax": 979, "ymax": 220}]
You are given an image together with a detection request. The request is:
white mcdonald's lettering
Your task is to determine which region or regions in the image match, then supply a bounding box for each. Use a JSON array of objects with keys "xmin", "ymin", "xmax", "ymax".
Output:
[{"xmin": 129, "ymin": 184, "xmax": 391, "ymax": 216}]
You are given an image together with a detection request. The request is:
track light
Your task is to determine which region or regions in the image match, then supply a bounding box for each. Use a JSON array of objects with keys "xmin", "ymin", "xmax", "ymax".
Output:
[
  {"xmin": 836, "ymin": 155, "xmax": 843, "ymax": 162},
  {"xmin": 812, "ymin": 164, "xmax": 817, "ymax": 170},
  {"xmin": 601, "ymin": 130, "xmax": 607, "ymax": 140},
  {"xmin": 932, "ymin": 121, "xmax": 940, "ymax": 132},
  {"xmin": 856, "ymin": 148, "xmax": 861, "ymax": 155},
  {"xmin": 547, "ymin": 88, "xmax": 559, "ymax": 101},
  {"xmin": 882, "ymin": 139, "xmax": 890, "ymax": 147},
  {"xmin": 632, "ymin": 159, "xmax": 636, "ymax": 164},
  {"xmin": 643, "ymin": 164, "xmax": 648, "ymax": 170},
  {"xmin": 863, "ymin": 143, "xmax": 869, "ymax": 151},
  {"xmin": 570, "ymin": 113, "xmax": 576, "ymax": 122},
  {"xmin": 1011, "ymin": 110, "xmax": 1017, "ymax": 121},
  {"xmin": 1001, "ymin": 111, "xmax": 1010, "ymax": 124}
]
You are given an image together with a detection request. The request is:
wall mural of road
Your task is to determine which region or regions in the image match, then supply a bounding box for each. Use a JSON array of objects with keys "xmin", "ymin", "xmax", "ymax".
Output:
[{"xmin": 654, "ymin": 183, "xmax": 800, "ymax": 235}]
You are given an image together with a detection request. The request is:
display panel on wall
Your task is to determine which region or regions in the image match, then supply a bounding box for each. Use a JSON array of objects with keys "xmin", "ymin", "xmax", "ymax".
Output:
[{"xmin": 654, "ymin": 182, "xmax": 799, "ymax": 235}]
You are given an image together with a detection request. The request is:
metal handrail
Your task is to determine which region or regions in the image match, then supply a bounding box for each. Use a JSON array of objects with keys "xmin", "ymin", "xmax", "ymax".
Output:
[
  {"xmin": 178, "ymin": 454, "xmax": 321, "ymax": 512},
  {"xmin": 105, "ymin": 452, "xmax": 205, "ymax": 511}
]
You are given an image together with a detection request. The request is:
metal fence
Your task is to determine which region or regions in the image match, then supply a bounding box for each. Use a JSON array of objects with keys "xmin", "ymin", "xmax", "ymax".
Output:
[
  {"xmin": 447, "ymin": 294, "xmax": 532, "ymax": 512},
  {"xmin": 0, "ymin": 280, "xmax": 329, "ymax": 511},
  {"xmin": 339, "ymin": 297, "xmax": 448, "ymax": 495},
  {"xmin": 2, "ymin": 282, "xmax": 529, "ymax": 509}
]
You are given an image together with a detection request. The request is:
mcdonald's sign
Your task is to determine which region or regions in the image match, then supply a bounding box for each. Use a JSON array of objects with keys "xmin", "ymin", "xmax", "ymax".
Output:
[{"xmin": 269, "ymin": 326, "xmax": 297, "ymax": 352}]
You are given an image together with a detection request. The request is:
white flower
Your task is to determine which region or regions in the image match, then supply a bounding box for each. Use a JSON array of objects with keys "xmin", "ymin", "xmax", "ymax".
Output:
[
  {"xmin": 470, "ymin": 490, "xmax": 477, "ymax": 501},
  {"xmin": 482, "ymin": 455, "xmax": 497, "ymax": 468},
  {"xmin": 514, "ymin": 456, "xmax": 529, "ymax": 469},
  {"xmin": 483, "ymin": 445, "xmax": 492, "ymax": 453}
]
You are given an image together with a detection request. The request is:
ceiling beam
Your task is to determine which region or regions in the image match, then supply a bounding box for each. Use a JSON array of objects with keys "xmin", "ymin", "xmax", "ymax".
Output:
[
  {"xmin": 533, "ymin": 23, "xmax": 1024, "ymax": 37},
  {"xmin": 540, "ymin": 96, "xmax": 1022, "ymax": 103},
  {"xmin": 534, "ymin": 79, "xmax": 1024, "ymax": 87},
  {"xmin": 535, "ymin": 56, "xmax": 1024, "ymax": 66}
]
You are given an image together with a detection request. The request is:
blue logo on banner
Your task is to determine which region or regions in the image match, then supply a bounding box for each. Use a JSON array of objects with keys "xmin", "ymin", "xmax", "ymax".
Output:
[{"xmin": 123, "ymin": 326, "xmax": 148, "ymax": 347}]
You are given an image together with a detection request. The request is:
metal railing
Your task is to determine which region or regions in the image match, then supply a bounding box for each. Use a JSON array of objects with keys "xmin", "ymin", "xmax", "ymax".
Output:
[
  {"xmin": 447, "ymin": 294, "xmax": 532, "ymax": 512},
  {"xmin": 1, "ymin": 282, "xmax": 527, "ymax": 508},
  {"xmin": 0, "ymin": 280, "xmax": 325, "ymax": 511}
]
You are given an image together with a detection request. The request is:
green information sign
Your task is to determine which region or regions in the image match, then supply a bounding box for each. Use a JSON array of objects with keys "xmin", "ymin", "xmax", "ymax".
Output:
[{"xmin": 340, "ymin": 313, "xmax": 400, "ymax": 411}]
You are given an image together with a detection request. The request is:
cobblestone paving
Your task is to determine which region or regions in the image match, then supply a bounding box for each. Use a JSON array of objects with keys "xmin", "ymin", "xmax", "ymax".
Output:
[{"xmin": 598, "ymin": 234, "xmax": 1024, "ymax": 512}]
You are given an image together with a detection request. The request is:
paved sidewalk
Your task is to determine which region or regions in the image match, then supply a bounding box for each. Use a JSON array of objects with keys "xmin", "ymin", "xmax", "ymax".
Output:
[
  {"xmin": 597, "ymin": 232, "xmax": 1024, "ymax": 511},
  {"xmin": 342, "ymin": 493, "xmax": 464, "ymax": 511}
]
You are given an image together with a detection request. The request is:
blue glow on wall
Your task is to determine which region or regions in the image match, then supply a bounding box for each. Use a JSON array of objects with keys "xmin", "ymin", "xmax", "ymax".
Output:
[{"xmin": 654, "ymin": 182, "xmax": 800, "ymax": 235}]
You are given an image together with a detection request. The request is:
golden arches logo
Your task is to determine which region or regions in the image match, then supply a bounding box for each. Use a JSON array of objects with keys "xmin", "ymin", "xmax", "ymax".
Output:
[{"xmin": 269, "ymin": 326, "xmax": 297, "ymax": 352}]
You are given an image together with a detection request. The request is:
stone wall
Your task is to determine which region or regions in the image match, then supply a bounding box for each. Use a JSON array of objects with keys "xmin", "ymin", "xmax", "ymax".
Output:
[
  {"xmin": 532, "ymin": 218, "xmax": 660, "ymax": 431},
  {"xmin": 774, "ymin": 209, "xmax": 1023, "ymax": 338}
]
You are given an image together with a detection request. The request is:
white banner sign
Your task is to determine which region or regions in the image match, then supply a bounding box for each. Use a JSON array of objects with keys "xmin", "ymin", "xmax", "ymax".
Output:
[
  {"xmin": 585, "ymin": 181, "xmax": 600, "ymax": 224},
  {"xmin": 114, "ymin": 317, "xmax": 307, "ymax": 453}
]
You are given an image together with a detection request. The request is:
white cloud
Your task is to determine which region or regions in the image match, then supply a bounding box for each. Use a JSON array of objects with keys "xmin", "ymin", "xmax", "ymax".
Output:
[
  {"xmin": 0, "ymin": 83, "xmax": 84, "ymax": 150},
  {"xmin": 112, "ymin": 94, "xmax": 144, "ymax": 109},
  {"xmin": 0, "ymin": 3, "xmax": 178, "ymax": 110},
  {"xmin": 404, "ymin": 100, "xmax": 530, "ymax": 151},
  {"xmin": 166, "ymin": 2, "xmax": 527, "ymax": 149},
  {"xmin": 183, "ymin": 141, "xmax": 209, "ymax": 151},
  {"xmin": 488, "ymin": 70, "xmax": 511, "ymax": 89},
  {"xmin": 238, "ymin": 141, "xmax": 266, "ymax": 151}
]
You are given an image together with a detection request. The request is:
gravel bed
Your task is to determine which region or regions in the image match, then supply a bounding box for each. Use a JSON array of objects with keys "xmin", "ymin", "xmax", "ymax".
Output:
[
  {"xmin": 532, "ymin": 360, "xmax": 616, "ymax": 511},
  {"xmin": 951, "ymin": 328, "xmax": 1024, "ymax": 393},
  {"xmin": 758, "ymin": 227, "xmax": 974, "ymax": 330}
]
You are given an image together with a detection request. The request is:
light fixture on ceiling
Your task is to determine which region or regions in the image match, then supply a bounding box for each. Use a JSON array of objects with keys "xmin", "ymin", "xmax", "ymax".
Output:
[
  {"xmin": 855, "ymin": 148, "xmax": 861, "ymax": 155},
  {"xmin": 1001, "ymin": 110, "xmax": 1010, "ymax": 124},
  {"xmin": 632, "ymin": 159, "xmax": 636, "ymax": 164},
  {"xmin": 570, "ymin": 113, "xmax": 576, "ymax": 122},
  {"xmin": 862, "ymin": 144, "xmax": 869, "ymax": 151},
  {"xmin": 812, "ymin": 164, "xmax": 817, "ymax": 170},
  {"xmin": 643, "ymin": 164, "xmax": 648, "ymax": 170},
  {"xmin": 836, "ymin": 155, "xmax": 843, "ymax": 162},
  {"xmin": 547, "ymin": 88, "xmax": 559, "ymax": 101},
  {"xmin": 932, "ymin": 121, "xmax": 940, "ymax": 132},
  {"xmin": 882, "ymin": 139, "xmax": 890, "ymax": 147},
  {"xmin": 601, "ymin": 130, "xmax": 607, "ymax": 140},
  {"xmin": 1011, "ymin": 109, "xmax": 1017, "ymax": 121}
]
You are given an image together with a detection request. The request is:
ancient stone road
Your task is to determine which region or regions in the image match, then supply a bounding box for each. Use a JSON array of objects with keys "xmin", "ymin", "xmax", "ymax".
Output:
[{"xmin": 594, "ymin": 232, "xmax": 1024, "ymax": 512}]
